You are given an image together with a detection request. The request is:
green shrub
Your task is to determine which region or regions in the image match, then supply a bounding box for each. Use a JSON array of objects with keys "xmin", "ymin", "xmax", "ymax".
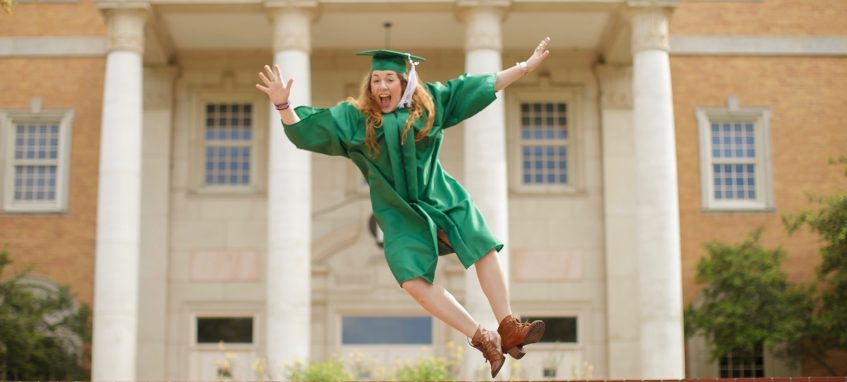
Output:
[
  {"xmin": 285, "ymin": 359, "xmax": 351, "ymax": 382},
  {"xmin": 394, "ymin": 356, "xmax": 450, "ymax": 382},
  {"xmin": 0, "ymin": 249, "xmax": 91, "ymax": 380}
]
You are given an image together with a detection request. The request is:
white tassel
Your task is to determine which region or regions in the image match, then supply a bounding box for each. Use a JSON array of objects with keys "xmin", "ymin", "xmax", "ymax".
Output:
[{"xmin": 398, "ymin": 54, "xmax": 418, "ymax": 108}]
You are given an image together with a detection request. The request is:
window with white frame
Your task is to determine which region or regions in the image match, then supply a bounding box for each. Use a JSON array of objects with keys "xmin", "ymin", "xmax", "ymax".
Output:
[
  {"xmin": 202, "ymin": 102, "xmax": 254, "ymax": 188},
  {"xmin": 190, "ymin": 89, "xmax": 266, "ymax": 194},
  {"xmin": 509, "ymin": 90, "xmax": 579, "ymax": 193},
  {"xmin": 1, "ymin": 110, "xmax": 73, "ymax": 213},
  {"xmin": 697, "ymin": 103, "xmax": 773, "ymax": 211}
]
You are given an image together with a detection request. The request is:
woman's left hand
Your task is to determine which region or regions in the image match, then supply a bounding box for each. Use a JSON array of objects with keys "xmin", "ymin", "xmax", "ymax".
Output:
[{"xmin": 525, "ymin": 37, "xmax": 551, "ymax": 73}]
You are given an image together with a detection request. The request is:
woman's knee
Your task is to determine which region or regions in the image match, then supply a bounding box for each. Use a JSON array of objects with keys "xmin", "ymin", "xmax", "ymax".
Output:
[
  {"xmin": 401, "ymin": 278, "xmax": 430, "ymax": 301},
  {"xmin": 401, "ymin": 277, "xmax": 425, "ymax": 292}
]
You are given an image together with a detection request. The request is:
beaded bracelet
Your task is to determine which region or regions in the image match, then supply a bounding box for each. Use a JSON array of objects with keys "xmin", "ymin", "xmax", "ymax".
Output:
[
  {"xmin": 516, "ymin": 61, "xmax": 529, "ymax": 74},
  {"xmin": 274, "ymin": 101, "xmax": 290, "ymax": 111}
]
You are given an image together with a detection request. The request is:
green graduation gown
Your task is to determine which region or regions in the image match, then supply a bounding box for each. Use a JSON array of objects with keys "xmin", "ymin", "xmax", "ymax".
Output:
[{"xmin": 282, "ymin": 73, "xmax": 504, "ymax": 285}]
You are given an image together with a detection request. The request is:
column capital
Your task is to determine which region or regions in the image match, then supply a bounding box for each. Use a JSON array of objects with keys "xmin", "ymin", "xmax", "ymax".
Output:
[
  {"xmin": 456, "ymin": 0, "xmax": 510, "ymax": 23},
  {"xmin": 456, "ymin": 0, "xmax": 511, "ymax": 8},
  {"xmin": 97, "ymin": 2, "xmax": 149, "ymax": 54},
  {"xmin": 265, "ymin": 1, "xmax": 318, "ymax": 53},
  {"xmin": 627, "ymin": 0, "xmax": 679, "ymax": 8},
  {"xmin": 596, "ymin": 64, "xmax": 633, "ymax": 109},
  {"xmin": 96, "ymin": 0, "xmax": 150, "ymax": 11},
  {"xmin": 458, "ymin": 2, "xmax": 509, "ymax": 52},
  {"xmin": 628, "ymin": 6, "xmax": 673, "ymax": 53}
]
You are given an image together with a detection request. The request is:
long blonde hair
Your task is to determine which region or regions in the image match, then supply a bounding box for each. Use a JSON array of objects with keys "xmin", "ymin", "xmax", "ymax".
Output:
[{"xmin": 348, "ymin": 71, "xmax": 435, "ymax": 158}]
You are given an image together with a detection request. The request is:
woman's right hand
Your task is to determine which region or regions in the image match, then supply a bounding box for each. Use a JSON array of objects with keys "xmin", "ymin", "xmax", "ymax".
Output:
[
  {"xmin": 256, "ymin": 64, "xmax": 293, "ymax": 105},
  {"xmin": 525, "ymin": 37, "xmax": 551, "ymax": 73}
]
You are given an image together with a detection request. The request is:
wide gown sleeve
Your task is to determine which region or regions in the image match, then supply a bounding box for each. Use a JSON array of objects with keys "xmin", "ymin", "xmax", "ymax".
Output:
[
  {"xmin": 426, "ymin": 73, "xmax": 497, "ymax": 130},
  {"xmin": 281, "ymin": 102, "xmax": 361, "ymax": 157}
]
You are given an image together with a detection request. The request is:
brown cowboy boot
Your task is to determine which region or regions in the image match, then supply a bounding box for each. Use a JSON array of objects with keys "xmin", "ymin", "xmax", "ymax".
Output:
[
  {"xmin": 497, "ymin": 315, "xmax": 545, "ymax": 359},
  {"xmin": 470, "ymin": 326, "xmax": 505, "ymax": 378}
]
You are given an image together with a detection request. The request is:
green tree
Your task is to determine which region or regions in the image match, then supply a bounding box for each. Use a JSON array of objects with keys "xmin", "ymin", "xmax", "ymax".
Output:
[
  {"xmin": 684, "ymin": 230, "xmax": 813, "ymax": 361},
  {"xmin": 0, "ymin": 249, "xmax": 92, "ymax": 380},
  {"xmin": 783, "ymin": 155, "xmax": 847, "ymax": 375}
]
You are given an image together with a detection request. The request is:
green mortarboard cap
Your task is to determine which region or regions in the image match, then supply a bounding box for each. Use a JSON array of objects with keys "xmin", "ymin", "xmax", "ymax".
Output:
[{"xmin": 355, "ymin": 49, "xmax": 425, "ymax": 73}]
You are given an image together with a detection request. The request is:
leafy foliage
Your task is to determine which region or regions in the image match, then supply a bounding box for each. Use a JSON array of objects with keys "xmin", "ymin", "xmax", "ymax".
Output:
[
  {"xmin": 280, "ymin": 348, "xmax": 464, "ymax": 382},
  {"xmin": 687, "ymin": 156, "xmax": 847, "ymax": 375},
  {"xmin": 1, "ymin": 0, "xmax": 12, "ymax": 14},
  {"xmin": 782, "ymin": 155, "xmax": 847, "ymax": 374},
  {"xmin": 0, "ymin": 249, "xmax": 91, "ymax": 380},
  {"xmin": 284, "ymin": 359, "xmax": 351, "ymax": 382},
  {"xmin": 684, "ymin": 230, "xmax": 813, "ymax": 360},
  {"xmin": 394, "ymin": 356, "xmax": 451, "ymax": 382}
]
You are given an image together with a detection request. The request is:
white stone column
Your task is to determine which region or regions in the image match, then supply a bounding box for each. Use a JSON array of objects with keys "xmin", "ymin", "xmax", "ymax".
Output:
[
  {"xmin": 138, "ymin": 65, "xmax": 177, "ymax": 381},
  {"xmin": 266, "ymin": 5, "xmax": 314, "ymax": 377},
  {"xmin": 92, "ymin": 5, "xmax": 147, "ymax": 381},
  {"xmin": 597, "ymin": 64, "xmax": 641, "ymax": 378},
  {"xmin": 460, "ymin": 5, "xmax": 510, "ymax": 380},
  {"xmin": 630, "ymin": 4, "xmax": 685, "ymax": 378}
]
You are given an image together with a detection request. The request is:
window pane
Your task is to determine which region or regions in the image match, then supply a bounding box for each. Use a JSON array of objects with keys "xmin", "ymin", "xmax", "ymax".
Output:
[
  {"xmin": 204, "ymin": 103, "xmax": 253, "ymax": 186},
  {"xmin": 15, "ymin": 122, "xmax": 60, "ymax": 161},
  {"xmin": 342, "ymin": 316, "xmax": 432, "ymax": 345},
  {"xmin": 14, "ymin": 165, "xmax": 57, "ymax": 201},
  {"xmin": 719, "ymin": 343, "xmax": 764, "ymax": 378},
  {"xmin": 197, "ymin": 317, "xmax": 253, "ymax": 344},
  {"xmin": 522, "ymin": 316, "xmax": 577, "ymax": 343},
  {"xmin": 519, "ymin": 102, "xmax": 568, "ymax": 186},
  {"xmin": 712, "ymin": 161, "xmax": 757, "ymax": 201},
  {"xmin": 711, "ymin": 119, "xmax": 757, "ymax": 160}
]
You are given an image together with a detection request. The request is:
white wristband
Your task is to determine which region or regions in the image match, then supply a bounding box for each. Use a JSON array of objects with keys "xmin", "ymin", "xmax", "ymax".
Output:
[{"xmin": 516, "ymin": 61, "xmax": 529, "ymax": 74}]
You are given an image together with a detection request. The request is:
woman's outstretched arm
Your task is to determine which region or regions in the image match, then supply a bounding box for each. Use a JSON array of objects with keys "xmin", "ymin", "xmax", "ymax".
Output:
[
  {"xmin": 256, "ymin": 64, "xmax": 300, "ymax": 125},
  {"xmin": 494, "ymin": 37, "xmax": 551, "ymax": 92}
]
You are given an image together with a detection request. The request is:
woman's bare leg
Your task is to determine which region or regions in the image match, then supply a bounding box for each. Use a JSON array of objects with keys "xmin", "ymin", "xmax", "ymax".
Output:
[
  {"xmin": 475, "ymin": 249, "xmax": 512, "ymax": 323},
  {"xmin": 401, "ymin": 278, "xmax": 479, "ymax": 338}
]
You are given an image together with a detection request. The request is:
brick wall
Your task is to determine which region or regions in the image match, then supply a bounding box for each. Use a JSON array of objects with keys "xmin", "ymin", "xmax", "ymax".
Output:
[
  {"xmin": 0, "ymin": 57, "xmax": 106, "ymax": 306},
  {"xmin": 0, "ymin": 0, "xmax": 106, "ymax": 307},
  {"xmin": 0, "ymin": 0, "xmax": 106, "ymax": 36},
  {"xmin": 671, "ymin": 0, "xmax": 847, "ymax": 36},
  {"xmin": 671, "ymin": 55, "xmax": 847, "ymax": 306}
]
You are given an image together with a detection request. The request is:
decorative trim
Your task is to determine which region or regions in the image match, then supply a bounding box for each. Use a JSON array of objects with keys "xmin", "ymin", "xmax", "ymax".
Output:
[
  {"xmin": 627, "ymin": 0, "xmax": 679, "ymax": 7},
  {"xmin": 671, "ymin": 35, "xmax": 847, "ymax": 56},
  {"xmin": 143, "ymin": 66, "xmax": 179, "ymax": 110},
  {"xmin": 0, "ymin": 37, "xmax": 107, "ymax": 57},
  {"xmin": 630, "ymin": 8, "xmax": 670, "ymax": 53},
  {"xmin": 15, "ymin": 0, "xmax": 80, "ymax": 3},
  {"xmin": 456, "ymin": 0, "xmax": 511, "ymax": 7},
  {"xmin": 268, "ymin": 6, "xmax": 317, "ymax": 53},
  {"xmin": 460, "ymin": 5, "xmax": 505, "ymax": 52},
  {"xmin": 596, "ymin": 65, "xmax": 633, "ymax": 109},
  {"xmin": 103, "ymin": 8, "xmax": 148, "ymax": 54}
]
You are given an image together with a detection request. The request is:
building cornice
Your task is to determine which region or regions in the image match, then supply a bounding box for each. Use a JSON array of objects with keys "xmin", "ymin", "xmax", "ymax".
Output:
[{"xmin": 670, "ymin": 35, "xmax": 847, "ymax": 56}]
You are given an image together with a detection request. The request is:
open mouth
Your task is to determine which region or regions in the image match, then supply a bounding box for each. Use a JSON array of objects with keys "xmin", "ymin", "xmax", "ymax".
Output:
[{"xmin": 379, "ymin": 94, "xmax": 392, "ymax": 110}]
